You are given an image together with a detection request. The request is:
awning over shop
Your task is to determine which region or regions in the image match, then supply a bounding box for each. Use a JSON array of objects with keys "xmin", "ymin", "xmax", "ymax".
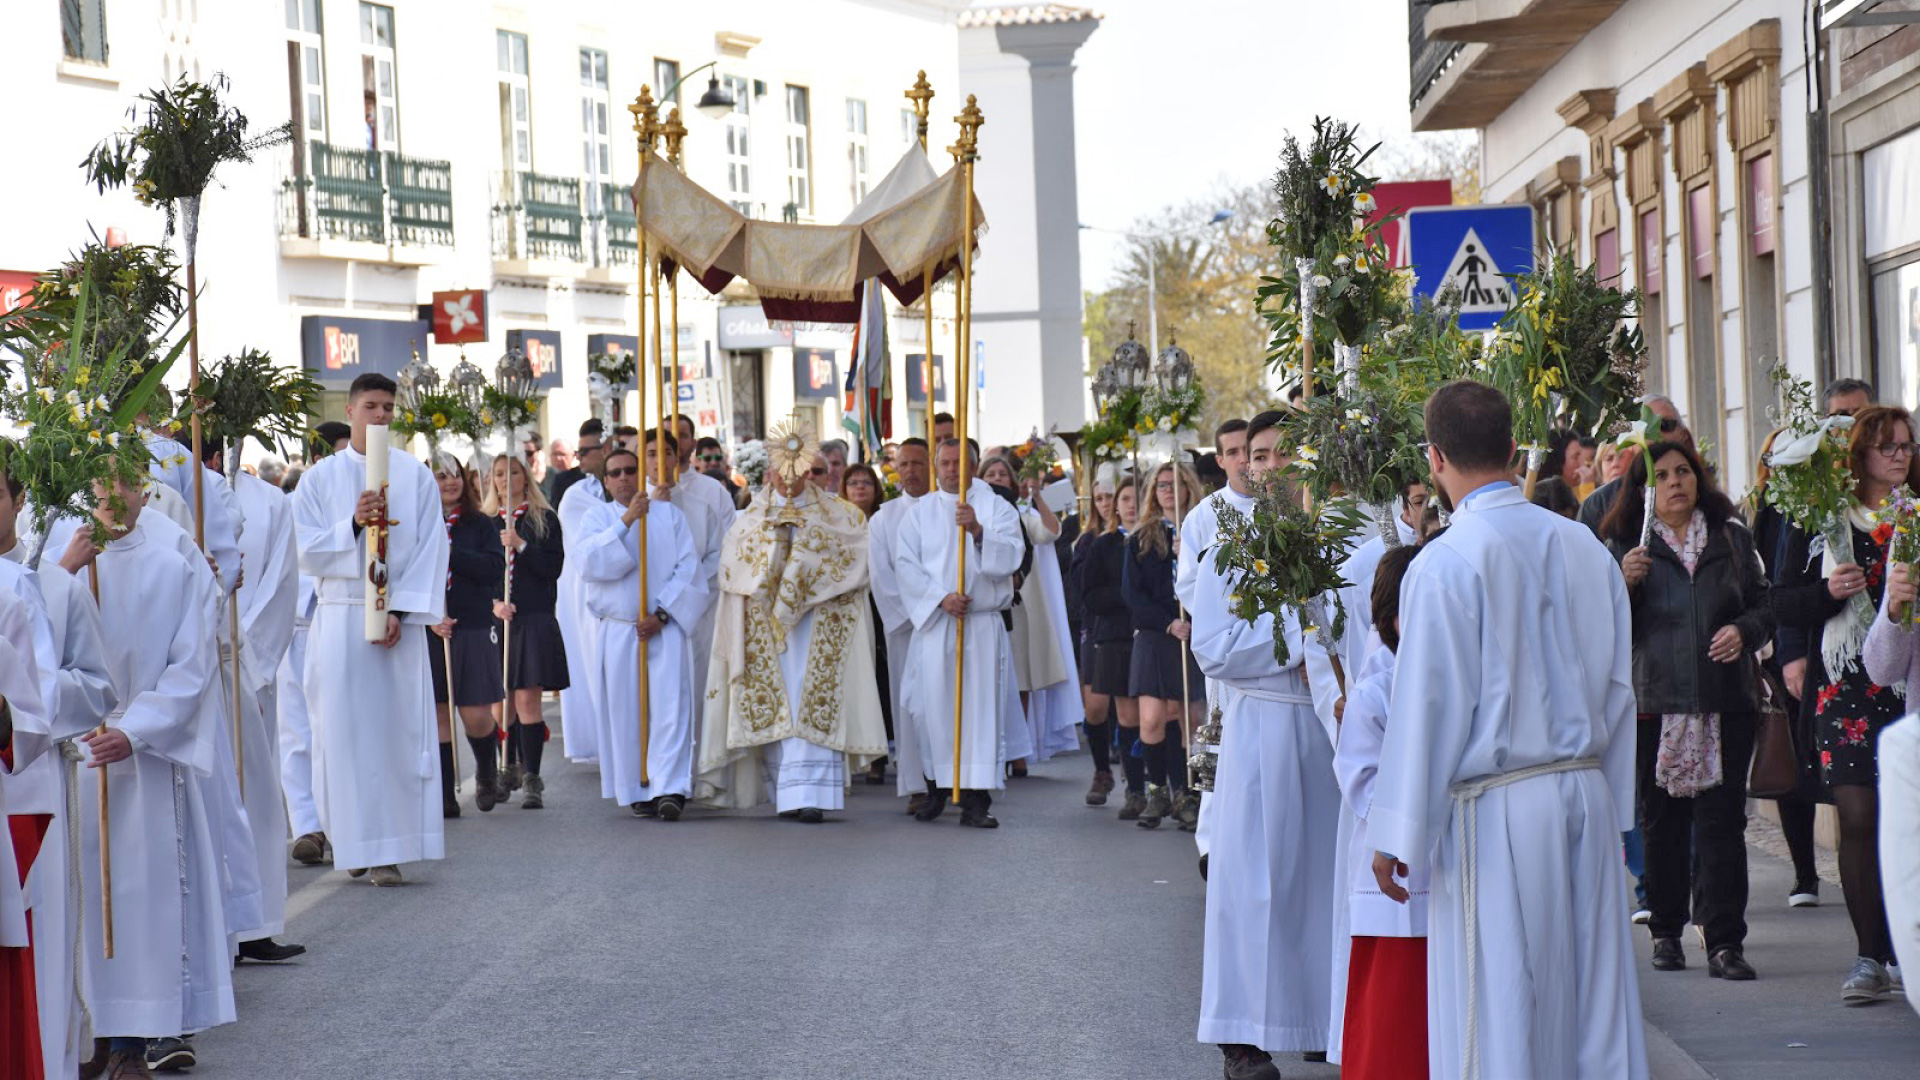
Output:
[{"xmin": 631, "ymin": 145, "xmax": 984, "ymax": 324}]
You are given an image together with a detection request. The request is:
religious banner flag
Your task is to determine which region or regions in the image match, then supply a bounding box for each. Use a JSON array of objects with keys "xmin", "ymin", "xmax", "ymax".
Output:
[{"xmin": 841, "ymin": 282, "xmax": 892, "ymax": 456}]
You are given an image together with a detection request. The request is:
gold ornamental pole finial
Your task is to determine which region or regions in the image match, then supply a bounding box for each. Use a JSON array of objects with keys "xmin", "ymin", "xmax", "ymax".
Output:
[
  {"xmin": 906, "ymin": 70, "xmax": 934, "ymax": 150},
  {"xmin": 663, "ymin": 107, "xmax": 687, "ymax": 167},
  {"xmin": 951, "ymin": 94, "xmax": 984, "ymax": 161},
  {"xmin": 629, "ymin": 86, "xmax": 661, "ymax": 151}
]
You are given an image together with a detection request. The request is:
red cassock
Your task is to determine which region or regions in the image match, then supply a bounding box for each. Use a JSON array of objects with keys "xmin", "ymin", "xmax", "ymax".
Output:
[
  {"xmin": 4, "ymin": 808, "xmax": 50, "ymax": 1080},
  {"xmin": 1342, "ymin": 935, "xmax": 1429, "ymax": 1080}
]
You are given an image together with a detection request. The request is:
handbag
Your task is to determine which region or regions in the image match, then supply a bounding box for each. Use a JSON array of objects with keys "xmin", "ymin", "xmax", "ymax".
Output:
[{"xmin": 1748, "ymin": 660, "xmax": 1801, "ymax": 798}]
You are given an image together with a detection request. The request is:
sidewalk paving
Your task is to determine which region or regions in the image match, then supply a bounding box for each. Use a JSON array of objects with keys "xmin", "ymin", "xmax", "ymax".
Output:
[{"xmin": 1638, "ymin": 817, "xmax": 1920, "ymax": 1079}]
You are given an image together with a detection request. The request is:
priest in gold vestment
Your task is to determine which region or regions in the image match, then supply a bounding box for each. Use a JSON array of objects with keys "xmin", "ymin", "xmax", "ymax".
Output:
[{"xmin": 694, "ymin": 425, "xmax": 887, "ymax": 823}]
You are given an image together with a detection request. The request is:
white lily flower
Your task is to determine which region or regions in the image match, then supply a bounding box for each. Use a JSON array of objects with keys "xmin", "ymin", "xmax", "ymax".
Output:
[
  {"xmin": 1768, "ymin": 416, "xmax": 1855, "ymax": 467},
  {"xmin": 1311, "ymin": 274, "xmax": 1332, "ymax": 290},
  {"xmin": 63, "ymin": 390, "xmax": 79, "ymax": 406},
  {"xmin": 1615, "ymin": 419, "xmax": 1650, "ymax": 449},
  {"xmin": 1333, "ymin": 254, "xmax": 1352, "ymax": 270},
  {"xmin": 1318, "ymin": 174, "xmax": 1344, "ymax": 197},
  {"xmin": 1352, "ymin": 191, "xmax": 1376, "ymax": 213},
  {"xmin": 1352, "ymin": 254, "xmax": 1371, "ymax": 274}
]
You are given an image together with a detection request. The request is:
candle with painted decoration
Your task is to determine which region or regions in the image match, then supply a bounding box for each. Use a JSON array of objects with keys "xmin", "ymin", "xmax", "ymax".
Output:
[{"xmin": 364, "ymin": 423, "xmax": 390, "ymax": 641}]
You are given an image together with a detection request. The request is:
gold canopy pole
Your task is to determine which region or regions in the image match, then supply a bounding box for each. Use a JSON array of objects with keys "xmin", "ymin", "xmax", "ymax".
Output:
[
  {"xmin": 628, "ymin": 88, "xmax": 660, "ymax": 788},
  {"xmin": 947, "ymin": 97, "xmax": 983, "ymax": 803},
  {"xmin": 907, "ymin": 72, "xmax": 937, "ymax": 442},
  {"xmin": 664, "ymin": 109, "xmax": 688, "ymax": 475}
]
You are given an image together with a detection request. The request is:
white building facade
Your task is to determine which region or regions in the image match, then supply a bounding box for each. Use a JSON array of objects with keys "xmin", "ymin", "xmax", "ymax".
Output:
[
  {"xmin": 1411, "ymin": 0, "xmax": 1920, "ymax": 496},
  {"xmin": 7, "ymin": 0, "xmax": 1099, "ymax": 457}
]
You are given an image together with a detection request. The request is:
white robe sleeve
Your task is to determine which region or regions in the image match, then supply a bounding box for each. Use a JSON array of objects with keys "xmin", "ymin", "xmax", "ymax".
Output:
[
  {"xmin": 1333, "ymin": 672, "xmax": 1390, "ymax": 821},
  {"xmin": 48, "ymin": 569, "xmax": 116, "ymax": 739},
  {"xmin": 1188, "ymin": 553, "xmax": 1304, "ymax": 679},
  {"xmin": 239, "ymin": 484, "xmax": 299, "ymax": 687},
  {"xmin": 114, "ymin": 560, "xmax": 218, "ymax": 772},
  {"xmin": 0, "ymin": 593, "xmax": 49, "ymax": 774},
  {"xmin": 1368, "ymin": 550, "xmax": 1481, "ymax": 863},
  {"xmin": 655, "ymin": 506, "xmax": 707, "ymax": 630},
  {"xmin": 579, "ymin": 506, "xmax": 640, "ymax": 584},
  {"xmin": 292, "ymin": 466, "xmax": 364, "ymax": 581}
]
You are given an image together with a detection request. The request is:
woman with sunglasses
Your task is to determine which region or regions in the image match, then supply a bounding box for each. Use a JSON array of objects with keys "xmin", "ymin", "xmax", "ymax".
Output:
[
  {"xmin": 485, "ymin": 453, "xmax": 569, "ymax": 810},
  {"xmin": 1778, "ymin": 405, "xmax": 1919, "ymax": 1002}
]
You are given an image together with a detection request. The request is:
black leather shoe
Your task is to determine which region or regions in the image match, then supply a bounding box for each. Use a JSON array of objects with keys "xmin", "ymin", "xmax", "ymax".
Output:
[
  {"xmin": 656, "ymin": 794, "xmax": 685, "ymax": 821},
  {"xmin": 1709, "ymin": 945, "xmax": 1756, "ymax": 981},
  {"xmin": 1220, "ymin": 1043, "xmax": 1280, "ymax": 1080},
  {"xmin": 958, "ymin": 809, "xmax": 999, "ymax": 828},
  {"xmin": 1651, "ymin": 937, "xmax": 1686, "ymax": 971},
  {"xmin": 795, "ymin": 807, "xmax": 824, "ymax": 824},
  {"xmin": 237, "ymin": 937, "xmax": 307, "ymax": 963},
  {"xmin": 914, "ymin": 790, "xmax": 949, "ymax": 822}
]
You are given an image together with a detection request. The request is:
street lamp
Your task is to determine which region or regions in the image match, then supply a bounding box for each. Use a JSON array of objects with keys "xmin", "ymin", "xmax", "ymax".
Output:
[
  {"xmin": 1079, "ymin": 211, "xmax": 1232, "ymax": 355},
  {"xmin": 657, "ymin": 60, "xmax": 737, "ymax": 120}
]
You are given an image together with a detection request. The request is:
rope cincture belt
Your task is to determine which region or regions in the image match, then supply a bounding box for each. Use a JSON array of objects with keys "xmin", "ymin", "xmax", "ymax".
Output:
[{"xmin": 1448, "ymin": 756, "xmax": 1601, "ymax": 1080}]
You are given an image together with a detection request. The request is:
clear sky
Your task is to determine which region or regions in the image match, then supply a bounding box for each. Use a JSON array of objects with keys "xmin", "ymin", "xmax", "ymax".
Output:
[{"xmin": 1062, "ymin": 0, "xmax": 1417, "ymax": 290}]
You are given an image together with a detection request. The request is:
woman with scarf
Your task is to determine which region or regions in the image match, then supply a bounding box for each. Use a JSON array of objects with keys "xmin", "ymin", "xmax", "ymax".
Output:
[
  {"xmin": 1602, "ymin": 439, "xmax": 1772, "ymax": 981},
  {"xmin": 485, "ymin": 453, "xmax": 568, "ymax": 810},
  {"xmin": 1790, "ymin": 405, "xmax": 1920, "ymax": 1003}
]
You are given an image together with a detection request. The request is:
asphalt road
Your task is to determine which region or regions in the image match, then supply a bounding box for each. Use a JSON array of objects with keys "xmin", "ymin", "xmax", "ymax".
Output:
[{"xmin": 189, "ymin": 708, "xmax": 1919, "ymax": 1079}]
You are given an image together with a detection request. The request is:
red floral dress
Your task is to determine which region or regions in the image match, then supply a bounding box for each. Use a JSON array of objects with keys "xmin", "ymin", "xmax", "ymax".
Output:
[{"xmin": 1813, "ymin": 522, "xmax": 1905, "ymax": 787}]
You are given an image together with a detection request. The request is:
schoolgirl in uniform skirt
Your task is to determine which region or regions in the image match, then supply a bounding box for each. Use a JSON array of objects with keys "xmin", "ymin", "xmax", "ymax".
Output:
[
  {"xmin": 1071, "ymin": 474, "xmax": 1142, "ymax": 812},
  {"xmin": 428, "ymin": 454, "xmax": 506, "ymax": 816},
  {"xmin": 486, "ymin": 453, "xmax": 569, "ymax": 810},
  {"xmin": 1120, "ymin": 461, "xmax": 1206, "ymax": 830}
]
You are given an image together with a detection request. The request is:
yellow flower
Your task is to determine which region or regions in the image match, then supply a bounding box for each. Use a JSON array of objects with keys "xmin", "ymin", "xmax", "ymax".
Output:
[
  {"xmin": 432, "ymin": 412, "xmax": 448, "ymax": 428},
  {"xmin": 74, "ymin": 368, "xmax": 91, "ymax": 388},
  {"xmin": 1253, "ymin": 559, "xmax": 1270, "ymax": 576},
  {"xmin": 480, "ymin": 410, "xmax": 495, "ymax": 426}
]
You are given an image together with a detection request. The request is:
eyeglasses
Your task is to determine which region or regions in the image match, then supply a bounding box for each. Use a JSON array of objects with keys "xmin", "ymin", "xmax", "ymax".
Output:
[
  {"xmin": 698, "ymin": 453, "xmax": 725, "ymax": 463},
  {"xmin": 1876, "ymin": 442, "xmax": 1918, "ymax": 458},
  {"xmin": 605, "ymin": 466, "xmax": 639, "ymax": 478},
  {"xmin": 579, "ymin": 442, "xmax": 603, "ymax": 454},
  {"xmin": 810, "ymin": 466, "xmax": 828, "ymax": 476}
]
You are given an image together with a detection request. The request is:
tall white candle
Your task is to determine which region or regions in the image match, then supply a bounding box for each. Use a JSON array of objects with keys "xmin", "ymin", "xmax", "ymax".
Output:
[{"xmin": 364, "ymin": 424, "xmax": 390, "ymax": 641}]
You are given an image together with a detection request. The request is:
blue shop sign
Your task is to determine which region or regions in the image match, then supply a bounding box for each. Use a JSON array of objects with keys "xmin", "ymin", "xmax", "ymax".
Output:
[
  {"xmin": 300, "ymin": 314, "xmax": 432, "ymax": 389},
  {"xmin": 506, "ymin": 329, "xmax": 565, "ymax": 390}
]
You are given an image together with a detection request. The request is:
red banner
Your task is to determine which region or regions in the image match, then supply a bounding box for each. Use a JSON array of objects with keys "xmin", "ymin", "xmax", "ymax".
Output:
[{"xmin": 431, "ymin": 289, "xmax": 488, "ymax": 344}]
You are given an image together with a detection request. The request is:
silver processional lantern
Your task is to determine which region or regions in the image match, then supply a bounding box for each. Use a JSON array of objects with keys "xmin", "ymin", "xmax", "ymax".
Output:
[
  {"xmin": 396, "ymin": 342, "xmax": 439, "ymax": 417},
  {"xmin": 448, "ymin": 355, "xmax": 488, "ymax": 420},
  {"xmin": 1154, "ymin": 331, "xmax": 1194, "ymax": 393},
  {"xmin": 495, "ymin": 347, "xmax": 538, "ymax": 402}
]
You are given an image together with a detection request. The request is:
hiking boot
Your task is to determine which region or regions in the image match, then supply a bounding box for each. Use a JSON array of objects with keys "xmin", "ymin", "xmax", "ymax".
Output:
[
  {"xmin": 368, "ymin": 865, "xmax": 403, "ymax": 887},
  {"xmin": 476, "ymin": 776, "xmax": 499, "ymax": 812},
  {"xmin": 1842, "ymin": 956, "xmax": 1891, "ymax": 1004},
  {"xmin": 1085, "ymin": 770, "xmax": 1114, "ymax": 806},
  {"xmin": 1117, "ymin": 790, "xmax": 1148, "ymax": 821},
  {"xmin": 1136, "ymin": 784, "xmax": 1171, "ymax": 829},
  {"xmin": 520, "ymin": 774, "xmax": 545, "ymax": 810},
  {"xmin": 502, "ymin": 761, "xmax": 524, "ymax": 793},
  {"xmin": 1172, "ymin": 789, "xmax": 1201, "ymax": 830},
  {"xmin": 290, "ymin": 832, "xmax": 327, "ymax": 865}
]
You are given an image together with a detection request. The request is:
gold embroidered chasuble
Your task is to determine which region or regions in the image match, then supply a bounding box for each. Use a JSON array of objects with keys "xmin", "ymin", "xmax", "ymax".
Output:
[{"xmin": 693, "ymin": 488, "xmax": 888, "ymax": 808}]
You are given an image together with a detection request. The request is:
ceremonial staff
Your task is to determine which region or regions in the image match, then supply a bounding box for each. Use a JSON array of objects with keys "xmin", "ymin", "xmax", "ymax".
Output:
[
  {"xmin": 494, "ymin": 349, "xmax": 539, "ymax": 781},
  {"xmin": 88, "ymin": 556, "xmax": 113, "ymax": 958},
  {"xmin": 1156, "ymin": 334, "xmax": 1198, "ymax": 788},
  {"xmin": 664, "ymin": 108, "xmax": 688, "ymax": 477},
  {"xmin": 628, "ymin": 88, "xmax": 661, "ymax": 787},
  {"xmin": 396, "ymin": 350, "xmax": 462, "ymax": 788},
  {"xmin": 947, "ymin": 98, "xmax": 982, "ymax": 802},
  {"xmin": 906, "ymin": 72, "xmax": 937, "ymax": 443}
]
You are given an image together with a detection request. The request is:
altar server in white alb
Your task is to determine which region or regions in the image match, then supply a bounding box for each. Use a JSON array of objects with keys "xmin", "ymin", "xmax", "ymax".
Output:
[
  {"xmin": 291, "ymin": 373, "xmax": 450, "ymax": 887},
  {"xmin": 1369, "ymin": 380, "xmax": 1645, "ymax": 1080},
  {"xmin": 1187, "ymin": 409, "xmax": 1341, "ymax": 1080},
  {"xmin": 142, "ymin": 385, "xmax": 243, "ymax": 595},
  {"xmin": 0, "ymin": 469, "xmax": 115, "ymax": 1080},
  {"xmin": 71, "ymin": 473, "xmax": 234, "ymax": 1077},
  {"xmin": 894, "ymin": 437, "xmax": 1025, "ymax": 828},
  {"xmin": 868, "ymin": 438, "xmax": 930, "ymax": 799},
  {"xmin": 578, "ymin": 442, "xmax": 705, "ymax": 820},
  {"xmin": 208, "ymin": 436, "xmax": 306, "ymax": 963},
  {"xmin": 695, "ymin": 429, "xmax": 887, "ymax": 821},
  {"xmin": 0, "ymin": 579, "xmax": 51, "ymax": 1080}
]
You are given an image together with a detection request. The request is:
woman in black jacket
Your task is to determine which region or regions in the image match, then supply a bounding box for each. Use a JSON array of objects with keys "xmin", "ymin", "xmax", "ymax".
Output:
[
  {"xmin": 1072, "ymin": 476, "xmax": 1139, "ymax": 812},
  {"xmin": 1603, "ymin": 439, "xmax": 1773, "ymax": 980},
  {"xmin": 1121, "ymin": 462, "xmax": 1205, "ymax": 831},
  {"xmin": 486, "ymin": 453, "xmax": 568, "ymax": 810},
  {"xmin": 429, "ymin": 455, "xmax": 507, "ymax": 816}
]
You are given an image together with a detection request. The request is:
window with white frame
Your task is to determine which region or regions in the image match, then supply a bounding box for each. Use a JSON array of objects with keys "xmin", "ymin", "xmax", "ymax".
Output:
[
  {"xmin": 61, "ymin": 0, "xmax": 108, "ymax": 64},
  {"xmin": 285, "ymin": 0, "xmax": 325, "ymax": 146},
  {"xmin": 846, "ymin": 98, "xmax": 869, "ymax": 205},
  {"xmin": 654, "ymin": 58, "xmax": 680, "ymax": 111},
  {"xmin": 497, "ymin": 30, "xmax": 531, "ymax": 172},
  {"xmin": 580, "ymin": 47, "xmax": 610, "ymax": 202},
  {"xmin": 359, "ymin": 3, "xmax": 398, "ymax": 153},
  {"xmin": 723, "ymin": 74, "xmax": 751, "ymax": 216},
  {"xmin": 785, "ymin": 85, "xmax": 812, "ymax": 218}
]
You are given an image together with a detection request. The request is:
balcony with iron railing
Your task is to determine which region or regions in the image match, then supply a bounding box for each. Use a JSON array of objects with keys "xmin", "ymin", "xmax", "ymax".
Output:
[
  {"xmin": 491, "ymin": 170, "xmax": 587, "ymax": 278},
  {"xmin": 278, "ymin": 141, "xmax": 454, "ymax": 263},
  {"xmin": 1408, "ymin": 0, "xmax": 1632, "ymax": 131}
]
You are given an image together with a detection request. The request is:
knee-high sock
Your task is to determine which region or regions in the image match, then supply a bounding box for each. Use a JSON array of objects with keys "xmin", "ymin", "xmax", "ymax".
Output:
[
  {"xmin": 518, "ymin": 721, "xmax": 547, "ymax": 776},
  {"xmin": 1086, "ymin": 722, "xmax": 1112, "ymax": 772},
  {"xmin": 468, "ymin": 733, "xmax": 499, "ymax": 787},
  {"xmin": 1119, "ymin": 730, "xmax": 1145, "ymax": 793},
  {"xmin": 1143, "ymin": 736, "xmax": 1167, "ymax": 787},
  {"xmin": 438, "ymin": 742, "xmax": 457, "ymax": 804},
  {"xmin": 505, "ymin": 720, "xmax": 522, "ymax": 767},
  {"xmin": 1165, "ymin": 724, "xmax": 1187, "ymax": 793}
]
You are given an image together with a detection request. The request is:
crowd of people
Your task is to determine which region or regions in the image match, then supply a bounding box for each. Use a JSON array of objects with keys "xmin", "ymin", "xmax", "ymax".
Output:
[{"xmin": 4, "ymin": 365, "xmax": 1920, "ymax": 1080}]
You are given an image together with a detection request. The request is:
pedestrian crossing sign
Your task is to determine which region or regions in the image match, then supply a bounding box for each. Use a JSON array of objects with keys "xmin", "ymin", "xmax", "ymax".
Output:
[{"xmin": 1404, "ymin": 204, "xmax": 1536, "ymax": 331}]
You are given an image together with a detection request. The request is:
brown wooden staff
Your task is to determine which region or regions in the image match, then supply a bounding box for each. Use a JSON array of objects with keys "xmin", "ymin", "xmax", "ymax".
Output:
[{"xmin": 87, "ymin": 552, "xmax": 112, "ymax": 958}]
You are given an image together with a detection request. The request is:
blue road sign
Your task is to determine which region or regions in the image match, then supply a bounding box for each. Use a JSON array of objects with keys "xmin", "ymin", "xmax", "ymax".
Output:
[{"xmin": 1404, "ymin": 204, "xmax": 1536, "ymax": 331}]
